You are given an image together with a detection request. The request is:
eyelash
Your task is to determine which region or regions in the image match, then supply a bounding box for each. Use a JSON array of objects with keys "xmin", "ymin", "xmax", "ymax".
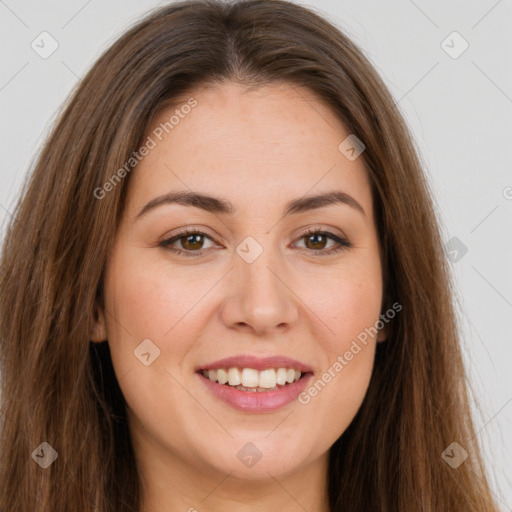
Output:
[{"xmin": 158, "ymin": 227, "xmax": 352, "ymax": 257}]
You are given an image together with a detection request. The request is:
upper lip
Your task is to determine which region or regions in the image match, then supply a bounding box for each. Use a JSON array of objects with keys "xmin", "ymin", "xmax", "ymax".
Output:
[{"xmin": 196, "ymin": 354, "xmax": 314, "ymax": 373}]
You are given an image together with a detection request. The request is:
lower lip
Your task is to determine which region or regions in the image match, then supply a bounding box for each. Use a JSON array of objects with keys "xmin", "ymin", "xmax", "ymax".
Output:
[{"xmin": 197, "ymin": 372, "xmax": 313, "ymax": 412}]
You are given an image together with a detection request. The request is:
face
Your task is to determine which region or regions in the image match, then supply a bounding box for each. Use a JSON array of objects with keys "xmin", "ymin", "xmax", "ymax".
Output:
[{"xmin": 93, "ymin": 81, "xmax": 385, "ymax": 485}]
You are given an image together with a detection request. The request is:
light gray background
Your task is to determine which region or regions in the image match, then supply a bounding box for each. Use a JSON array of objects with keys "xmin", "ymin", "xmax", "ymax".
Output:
[{"xmin": 1, "ymin": 0, "xmax": 511, "ymax": 508}]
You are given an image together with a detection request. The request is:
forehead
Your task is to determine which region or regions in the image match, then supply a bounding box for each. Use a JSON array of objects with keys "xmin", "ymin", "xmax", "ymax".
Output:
[{"xmin": 126, "ymin": 81, "xmax": 372, "ymax": 218}]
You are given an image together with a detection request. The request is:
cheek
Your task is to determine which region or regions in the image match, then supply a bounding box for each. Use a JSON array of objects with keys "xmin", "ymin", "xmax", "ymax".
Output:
[
  {"xmin": 104, "ymin": 251, "xmax": 204, "ymax": 346},
  {"xmin": 295, "ymin": 261, "xmax": 381, "ymax": 430},
  {"xmin": 102, "ymin": 248, "xmax": 224, "ymax": 403},
  {"xmin": 101, "ymin": 253, "xmax": 209, "ymax": 448},
  {"xmin": 300, "ymin": 257, "xmax": 382, "ymax": 348}
]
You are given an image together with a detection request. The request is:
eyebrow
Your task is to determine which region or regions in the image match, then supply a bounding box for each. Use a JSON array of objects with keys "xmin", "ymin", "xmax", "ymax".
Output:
[{"xmin": 135, "ymin": 190, "xmax": 365, "ymax": 220}]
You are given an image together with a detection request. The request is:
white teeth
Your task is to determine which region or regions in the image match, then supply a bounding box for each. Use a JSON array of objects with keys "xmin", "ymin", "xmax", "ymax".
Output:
[
  {"xmin": 241, "ymin": 368, "xmax": 259, "ymax": 387},
  {"xmin": 216, "ymin": 368, "xmax": 228, "ymax": 385},
  {"xmin": 276, "ymin": 368, "xmax": 288, "ymax": 385},
  {"xmin": 202, "ymin": 367, "xmax": 306, "ymax": 389},
  {"xmin": 259, "ymin": 369, "xmax": 276, "ymax": 388},
  {"xmin": 228, "ymin": 368, "xmax": 241, "ymax": 386}
]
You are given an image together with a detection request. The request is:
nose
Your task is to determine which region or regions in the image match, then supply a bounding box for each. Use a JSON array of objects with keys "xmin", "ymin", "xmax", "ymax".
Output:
[{"xmin": 219, "ymin": 246, "xmax": 300, "ymax": 336}]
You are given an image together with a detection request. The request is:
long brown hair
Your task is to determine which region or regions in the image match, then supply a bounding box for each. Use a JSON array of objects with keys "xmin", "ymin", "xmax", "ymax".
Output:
[{"xmin": 0, "ymin": 1, "xmax": 500, "ymax": 510}]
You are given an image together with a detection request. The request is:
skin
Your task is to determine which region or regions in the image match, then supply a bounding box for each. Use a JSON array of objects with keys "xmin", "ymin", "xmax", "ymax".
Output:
[{"xmin": 92, "ymin": 81, "xmax": 387, "ymax": 512}]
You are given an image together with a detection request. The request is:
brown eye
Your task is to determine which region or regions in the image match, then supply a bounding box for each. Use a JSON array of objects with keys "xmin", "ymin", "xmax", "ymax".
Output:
[
  {"xmin": 159, "ymin": 229, "xmax": 215, "ymax": 256},
  {"xmin": 294, "ymin": 229, "xmax": 352, "ymax": 256},
  {"xmin": 304, "ymin": 232, "xmax": 329, "ymax": 250},
  {"xmin": 180, "ymin": 233, "xmax": 205, "ymax": 251}
]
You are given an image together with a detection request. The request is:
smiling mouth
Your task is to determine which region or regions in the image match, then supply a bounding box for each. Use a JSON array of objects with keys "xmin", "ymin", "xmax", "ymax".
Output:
[{"xmin": 198, "ymin": 367, "xmax": 309, "ymax": 392}]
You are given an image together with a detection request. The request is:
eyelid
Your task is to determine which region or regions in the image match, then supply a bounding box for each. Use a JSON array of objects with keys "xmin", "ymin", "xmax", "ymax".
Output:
[
  {"xmin": 158, "ymin": 225, "xmax": 219, "ymax": 243},
  {"xmin": 295, "ymin": 224, "xmax": 347, "ymax": 241}
]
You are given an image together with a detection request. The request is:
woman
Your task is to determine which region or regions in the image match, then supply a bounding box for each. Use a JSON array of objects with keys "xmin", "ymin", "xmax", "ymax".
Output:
[{"xmin": 0, "ymin": 0, "xmax": 500, "ymax": 510}]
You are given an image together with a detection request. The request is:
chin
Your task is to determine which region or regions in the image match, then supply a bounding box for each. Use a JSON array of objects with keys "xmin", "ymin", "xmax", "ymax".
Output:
[{"xmin": 197, "ymin": 436, "xmax": 310, "ymax": 480}]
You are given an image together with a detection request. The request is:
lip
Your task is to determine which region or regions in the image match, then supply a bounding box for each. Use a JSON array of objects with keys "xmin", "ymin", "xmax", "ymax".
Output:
[
  {"xmin": 196, "ymin": 354, "xmax": 314, "ymax": 373},
  {"xmin": 197, "ymin": 371, "xmax": 313, "ymax": 413}
]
